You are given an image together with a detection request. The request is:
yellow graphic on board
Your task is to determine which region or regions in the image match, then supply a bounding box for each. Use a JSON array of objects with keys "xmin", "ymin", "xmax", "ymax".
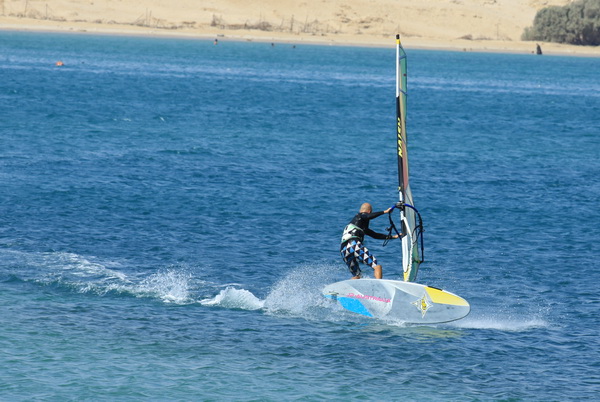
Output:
[
  {"xmin": 412, "ymin": 294, "xmax": 432, "ymax": 317},
  {"xmin": 425, "ymin": 287, "xmax": 469, "ymax": 306}
]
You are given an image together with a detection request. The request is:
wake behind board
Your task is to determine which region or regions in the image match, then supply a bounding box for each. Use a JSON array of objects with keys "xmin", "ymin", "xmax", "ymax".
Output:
[{"xmin": 323, "ymin": 279, "xmax": 470, "ymax": 324}]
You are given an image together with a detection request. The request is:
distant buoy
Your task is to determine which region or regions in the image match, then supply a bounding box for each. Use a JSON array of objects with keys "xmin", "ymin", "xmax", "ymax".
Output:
[{"xmin": 55, "ymin": 61, "xmax": 64, "ymax": 66}]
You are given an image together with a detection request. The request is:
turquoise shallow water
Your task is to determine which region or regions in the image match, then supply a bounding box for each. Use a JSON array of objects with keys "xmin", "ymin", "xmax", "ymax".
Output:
[{"xmin": 1, "ymin": 32, "xmax": 599, "ymax": 400}]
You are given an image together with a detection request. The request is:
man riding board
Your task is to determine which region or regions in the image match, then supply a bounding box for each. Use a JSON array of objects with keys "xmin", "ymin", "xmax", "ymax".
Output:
[{"xmin": 340, "ymin": 203, "xmax": 400, "ymax": 279}]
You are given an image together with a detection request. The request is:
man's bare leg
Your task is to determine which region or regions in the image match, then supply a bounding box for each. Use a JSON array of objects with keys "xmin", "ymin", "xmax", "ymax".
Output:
[{"xmin": 373, "ymin": 265, "xmax": 382, "ymax": 279}]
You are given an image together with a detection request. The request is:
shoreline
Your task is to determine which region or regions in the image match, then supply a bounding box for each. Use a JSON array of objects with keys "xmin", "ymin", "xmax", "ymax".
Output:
[{"xmin": 2, "ymin": 16, "xmax": 599, "ymax": 57}]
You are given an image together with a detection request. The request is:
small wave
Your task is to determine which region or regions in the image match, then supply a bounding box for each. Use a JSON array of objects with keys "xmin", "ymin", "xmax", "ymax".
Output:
[
  {"xmin": 1, "ymin": 249, "xmax": 204, "ymax": 304},
  {"xmin": 265, "ymin": 264, "xmax": 334, "ymax": 309},
  {"xmin": 261, "ymin": 263, "xmax": 350, "ymax": 323},
  {"xmin": 0, "ymin": 249, "xmax": 129, "ymax": 286},
  {"xmin": 43, "ymin": 252, "xmax": 129, "ymax": 282},
  {"xmin": 451, "ymin": 315, "xmax": 549, "ymax": 331},
  {"xmin": 199, "ymin": 287, "xmax": 264, "ymax": 310},
  {"xmin": 197, "ymin": 263, "xmax": 342, "ymax": 320},
  {"xmin": 138, "ymin": 269, "xmax": 195, "ymax": 304}
]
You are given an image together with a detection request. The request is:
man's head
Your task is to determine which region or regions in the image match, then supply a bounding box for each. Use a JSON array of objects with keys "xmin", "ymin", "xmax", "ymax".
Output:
[{"xmin": 360, "ymin": 203, "xmax": 373, "ymax": 213}]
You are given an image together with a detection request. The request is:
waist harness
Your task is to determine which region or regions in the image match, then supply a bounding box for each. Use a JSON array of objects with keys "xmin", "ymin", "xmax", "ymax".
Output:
[{"xmin": 341, "ymin": 223, "xmax": 364, "ymax": 244}]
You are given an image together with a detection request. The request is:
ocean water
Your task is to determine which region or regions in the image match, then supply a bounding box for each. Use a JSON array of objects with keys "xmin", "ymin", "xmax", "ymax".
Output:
[{"xmin": 1, "ymin": 31, "xmax": 599, "ymax": 400}]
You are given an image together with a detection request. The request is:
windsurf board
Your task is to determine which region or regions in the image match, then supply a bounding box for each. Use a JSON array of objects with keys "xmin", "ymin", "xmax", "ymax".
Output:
[{"xmin": 323, "ymin": 279, "xmax": 470, "ymax": 324}]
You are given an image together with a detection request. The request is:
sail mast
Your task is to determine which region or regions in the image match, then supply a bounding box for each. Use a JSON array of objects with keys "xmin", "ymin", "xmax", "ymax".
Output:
[{"xmin": 395, "ymin": 34, "xmax": 422, "ymax": 282}]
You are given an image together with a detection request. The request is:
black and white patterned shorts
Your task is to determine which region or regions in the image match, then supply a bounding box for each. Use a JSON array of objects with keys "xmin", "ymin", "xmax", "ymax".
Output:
[{"xmin": 340, "ymin": 239, "xmax": 379, "ymax": 277}]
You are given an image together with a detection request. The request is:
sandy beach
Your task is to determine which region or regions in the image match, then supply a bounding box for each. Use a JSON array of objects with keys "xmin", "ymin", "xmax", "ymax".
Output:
[{"xmin": 1, "ymin": 0, "xmax": 599, "ymax": 56}]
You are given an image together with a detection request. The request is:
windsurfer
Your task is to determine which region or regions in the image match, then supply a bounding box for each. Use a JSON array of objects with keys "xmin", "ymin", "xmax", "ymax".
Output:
[{"xmin": 340, "ymin": 203, "xmax": 400, "ymax": 279}]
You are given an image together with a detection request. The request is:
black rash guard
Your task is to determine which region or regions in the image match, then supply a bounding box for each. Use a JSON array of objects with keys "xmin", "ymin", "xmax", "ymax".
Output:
[{"xmin": 342, "ymin": 211, "xmax": 389, "ymax": 245}]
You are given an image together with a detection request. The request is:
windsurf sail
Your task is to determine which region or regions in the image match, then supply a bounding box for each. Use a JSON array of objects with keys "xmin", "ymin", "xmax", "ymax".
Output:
[{"xmin": 395, "ymin": 34, "xmax": 424, "ymax": 282}]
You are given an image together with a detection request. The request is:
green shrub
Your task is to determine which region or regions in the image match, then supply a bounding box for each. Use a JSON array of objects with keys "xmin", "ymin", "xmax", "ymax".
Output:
[{"xmin": 522, "ymin": 0, "xmax": 600, "ymax": 46}]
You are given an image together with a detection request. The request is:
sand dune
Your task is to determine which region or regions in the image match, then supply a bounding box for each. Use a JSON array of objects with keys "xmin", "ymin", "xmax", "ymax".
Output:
[{"xmin": 1, "ymin": 0, "xmax": 598, "ymax": 56}]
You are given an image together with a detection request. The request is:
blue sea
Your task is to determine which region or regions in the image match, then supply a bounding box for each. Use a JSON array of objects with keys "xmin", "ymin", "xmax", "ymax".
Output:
[{"xmin": 1, "ymin": 31, "xmax": 599, "ymax": 400}]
